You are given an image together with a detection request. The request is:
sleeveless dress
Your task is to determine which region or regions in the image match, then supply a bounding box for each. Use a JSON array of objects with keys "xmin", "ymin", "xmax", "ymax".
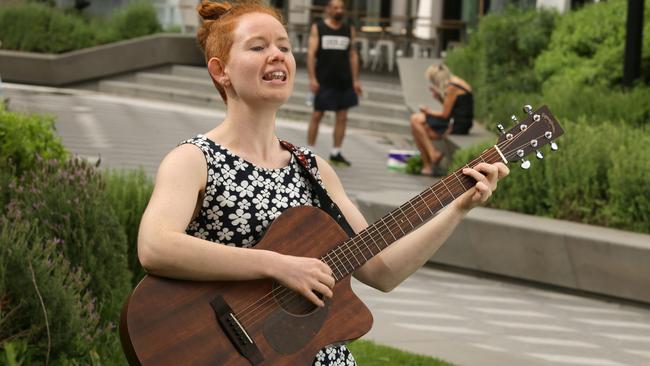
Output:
[{"xmin": 181, "ymin": 135, "xmax": 357, "ymax": 366}]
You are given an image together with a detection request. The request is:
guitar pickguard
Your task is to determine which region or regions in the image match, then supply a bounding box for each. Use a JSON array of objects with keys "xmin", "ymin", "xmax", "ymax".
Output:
[{"xmin": 263, "ymin": 300, "xmax": 329, "ymax": 355}]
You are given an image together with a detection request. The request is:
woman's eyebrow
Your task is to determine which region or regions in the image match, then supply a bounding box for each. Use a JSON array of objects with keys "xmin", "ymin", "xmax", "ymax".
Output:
[{"xmin": 244, "ymin": 36, "xmax": 290, "ymax": 44}]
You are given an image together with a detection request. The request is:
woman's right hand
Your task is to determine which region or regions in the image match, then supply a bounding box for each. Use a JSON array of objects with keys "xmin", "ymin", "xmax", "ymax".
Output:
[
  {"xmin": 269, "ymin": 253, "xmax": 335, "ymax": 307},
  {"xmin": 419, "ymin": 105, "xmax": 432, "ymax": 115}
]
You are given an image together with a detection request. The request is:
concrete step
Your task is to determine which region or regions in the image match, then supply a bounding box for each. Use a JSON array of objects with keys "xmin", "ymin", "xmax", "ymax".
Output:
[
  {"xmin": 98, "ymin": 80, "xmax": 411, "ymax": 134},
  {"xmin": 135, "ymin": 72, "xmax": 216, "ymax": 94},
  {"xmin": 169, "ymin": 64, "xmax": 406, "ymax": 104},
  {"xmin": 133, "ymin": 72, "xmax": 410, "ymax": 120}
]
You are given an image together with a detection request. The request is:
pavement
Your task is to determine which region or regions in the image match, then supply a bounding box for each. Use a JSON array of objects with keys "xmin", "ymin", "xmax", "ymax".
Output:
[{"xmin": 5, "ymin": 83, "xmax": 650, "ymax": 366}]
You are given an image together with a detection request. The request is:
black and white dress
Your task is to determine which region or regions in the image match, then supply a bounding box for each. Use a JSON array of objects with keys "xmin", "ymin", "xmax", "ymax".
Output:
[{"xmin": 181, "ymin": 135, "xmax": 357, "ymax": 366}]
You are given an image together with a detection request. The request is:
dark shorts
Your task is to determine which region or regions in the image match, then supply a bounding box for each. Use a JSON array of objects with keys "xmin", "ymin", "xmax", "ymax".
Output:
[
  {"xmin": 314, "ymin": 86, "xmax": 358, "ymax": 111},
  {"xmin": 425, "ymin": 114, "xmax": 449, "ymax": 135}
]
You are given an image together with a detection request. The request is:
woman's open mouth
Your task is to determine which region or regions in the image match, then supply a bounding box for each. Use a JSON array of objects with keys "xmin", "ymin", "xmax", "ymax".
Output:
[{"xmin": 262, "ymin": 70, "xmax": 287, "ymax": 82}]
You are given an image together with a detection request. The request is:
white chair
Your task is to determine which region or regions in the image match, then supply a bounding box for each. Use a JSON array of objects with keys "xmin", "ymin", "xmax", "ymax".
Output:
[
  {"xmin": 370, "ymin": 39, "xmax": 395, "ymax": 72},
  {"xmin": 410, "ymin": 42, "xmax": 435, "ymax": 58},
  {"xmin": 289, "ymin": 30, "xmax": 307, "ymax": 54},
  {"xmin": 152, "ymin": 0, "xmax": 199, "ymax": 33},
  {"xmin": 352, "ymin": 37, "xmax": 370, "ymax": 69}
]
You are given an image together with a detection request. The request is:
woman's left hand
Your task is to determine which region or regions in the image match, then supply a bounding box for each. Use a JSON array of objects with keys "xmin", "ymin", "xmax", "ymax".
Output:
[{"xmin": 453, "ymin": 162, "xmax": 510, "ymax": 212}]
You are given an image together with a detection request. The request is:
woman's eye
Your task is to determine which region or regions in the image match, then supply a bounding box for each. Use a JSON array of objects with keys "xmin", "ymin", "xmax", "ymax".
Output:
[
  {"xmin": 279, "ymin": 46, "xmax": 290, "ymax": 52},
  {"xmin": 250, "ymin": 46, "xmax": 264, "ymax": 51}
]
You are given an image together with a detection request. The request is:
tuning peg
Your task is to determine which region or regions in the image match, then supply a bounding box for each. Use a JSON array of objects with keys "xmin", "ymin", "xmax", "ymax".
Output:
[
  {"xmin": 497, "ymin": 124, "xmax": 506, "ymax": 134},
  {"xmin": 536, "ymin": 150, "xmax": 544, "ymax": 159},
  {"xmin": 523, "ymin": 105, "xmax": 533, "ymax": 114},
  {"xmin": 511, "ymin": 115, "xmax": 518, "ymax": 124},
  {"xmin": 520, "ymin": 159, "xmax": 531, "ymax": 169},
  {"xmin": 545, "ymin": 131, "xmax": 556, "ymax": 147}
]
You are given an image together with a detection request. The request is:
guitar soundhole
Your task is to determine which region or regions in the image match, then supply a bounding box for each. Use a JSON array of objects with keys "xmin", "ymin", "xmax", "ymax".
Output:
[{"xmin": 272, "ymin": 282, "xmax": 319, "ymax": 316}]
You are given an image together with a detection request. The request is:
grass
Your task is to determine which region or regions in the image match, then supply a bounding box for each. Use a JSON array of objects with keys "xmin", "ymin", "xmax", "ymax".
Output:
[{"xmin": 347, "ymin": 340, "xmax": 455, "ymax": 366}]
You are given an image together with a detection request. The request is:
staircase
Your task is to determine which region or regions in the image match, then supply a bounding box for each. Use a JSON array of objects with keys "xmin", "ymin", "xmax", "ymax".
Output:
[{"xmin": 98, "ymin": 65, "xmax": 413, "ymax": 135}]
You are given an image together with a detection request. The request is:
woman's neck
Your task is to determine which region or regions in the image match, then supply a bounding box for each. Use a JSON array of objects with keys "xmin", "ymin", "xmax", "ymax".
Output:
[{"xmin": 206, "ymin": 101, "xmax": 288, "ymax": 167}]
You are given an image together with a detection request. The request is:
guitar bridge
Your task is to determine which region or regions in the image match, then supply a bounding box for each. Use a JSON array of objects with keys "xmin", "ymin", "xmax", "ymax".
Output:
[{"xmin": 211, "ymin": 295, "xmax": 264, "ymax": 365}]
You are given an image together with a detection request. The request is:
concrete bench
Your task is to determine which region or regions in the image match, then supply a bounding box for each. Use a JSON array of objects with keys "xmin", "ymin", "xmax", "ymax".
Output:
[
  {"xmin": 396, "ymin": 57, "xmax": 493, "ymax": 166},
  {"xmin": 355, "ymin": 192, "xmax": 650, "ymax": 305}
]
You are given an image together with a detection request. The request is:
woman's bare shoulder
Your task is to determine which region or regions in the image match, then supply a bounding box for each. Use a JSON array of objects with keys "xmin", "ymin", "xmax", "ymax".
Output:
[
  {"xmin": 449, "ymin": 76, "xmax": 472, "ymax": 92},
  {"xmin": 154, "ymin": 143, "xmax": 208, "ymax": 190}
]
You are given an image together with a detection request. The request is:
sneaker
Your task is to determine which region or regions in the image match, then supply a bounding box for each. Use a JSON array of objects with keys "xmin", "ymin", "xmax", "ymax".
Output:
[{"xmin": 329, "ymin": 152, "xmax": 351, "ymax": 167}]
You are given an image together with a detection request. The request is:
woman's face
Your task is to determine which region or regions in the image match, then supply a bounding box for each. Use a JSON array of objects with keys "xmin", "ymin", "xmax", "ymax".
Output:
[{"xmin": 224, "ymin": 12, "xmax": 296, "ymax": 107}]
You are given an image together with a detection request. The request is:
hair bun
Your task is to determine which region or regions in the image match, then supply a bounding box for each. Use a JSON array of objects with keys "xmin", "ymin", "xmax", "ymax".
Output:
[{"xmin": 197, "ymin": 0, "xmax": 232, "ymax": 22}]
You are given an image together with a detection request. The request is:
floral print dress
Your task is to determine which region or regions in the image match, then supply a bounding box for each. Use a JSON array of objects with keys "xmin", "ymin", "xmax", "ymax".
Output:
[{"xmin": 181, "ymin": 135, "xmax": 356, "ymax": 366}]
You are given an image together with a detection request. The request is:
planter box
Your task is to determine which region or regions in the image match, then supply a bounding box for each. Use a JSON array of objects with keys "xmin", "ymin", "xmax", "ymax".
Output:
[
  {"xmin": 356, "ymin": 190, "xmax": 650, "ymax": 304},
  {"xmin": 0, "ymin": 34, "xmax": 204, "ymax": 86}
]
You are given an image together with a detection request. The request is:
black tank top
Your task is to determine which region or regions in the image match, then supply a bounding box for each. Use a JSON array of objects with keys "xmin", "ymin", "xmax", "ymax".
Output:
[
  {"xmin": 315, "ymin": 19, "xmax": 353, "ymax": 90},
  {"xmin": 448, "ymin": 82, "xmax": 474, "ymax": 134}
]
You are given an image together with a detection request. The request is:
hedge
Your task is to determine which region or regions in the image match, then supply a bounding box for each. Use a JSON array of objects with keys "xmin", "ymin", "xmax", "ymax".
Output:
[
  {"xmin": 0, "ymin": 1, "xmax": 162, "ymax": 54},
  {"xmin": 450, "ymin": 119, "xmax": 650, "ymax": 234}
]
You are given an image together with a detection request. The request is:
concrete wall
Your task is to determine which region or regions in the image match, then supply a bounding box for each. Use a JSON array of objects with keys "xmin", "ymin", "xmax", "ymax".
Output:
[
  {"xmin": 356, "ymin": 190, "xmax": 650, "ymax": 304},
  {"xmin": 0, "ymin": 34, "xmax": 204, "ymax": 86}
]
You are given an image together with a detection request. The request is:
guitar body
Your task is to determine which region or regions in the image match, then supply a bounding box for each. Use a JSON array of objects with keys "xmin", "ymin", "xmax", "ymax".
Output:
[{"xmin": 120, "ymin": 206, "xmax": 374, "ymax": 365}]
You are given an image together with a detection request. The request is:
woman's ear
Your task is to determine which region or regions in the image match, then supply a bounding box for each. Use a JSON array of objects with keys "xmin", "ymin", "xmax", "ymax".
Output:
[{"xmin": 208, "ymin": 57, "xmax": 230, "ymax": 86}]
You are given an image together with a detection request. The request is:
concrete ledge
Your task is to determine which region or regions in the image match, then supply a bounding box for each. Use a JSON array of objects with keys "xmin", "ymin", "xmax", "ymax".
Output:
[
  {"xmin": 0, "ymin": 34, "xmax": 204, "ymax": 86},
  {"xmin": 356, "ymin": 190, "xmax": 650, "ymax": 304}
]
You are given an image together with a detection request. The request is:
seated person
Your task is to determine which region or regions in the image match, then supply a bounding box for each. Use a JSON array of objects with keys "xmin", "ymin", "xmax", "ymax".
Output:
[{"xmin": 409, "ymin": 63, "xmax": 473, "ymax": 176}]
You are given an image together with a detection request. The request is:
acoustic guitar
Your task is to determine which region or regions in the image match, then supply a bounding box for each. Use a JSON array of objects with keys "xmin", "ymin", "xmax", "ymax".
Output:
[{"xmin": 120, "ymin": 105, "xmax": 563, "ymax": 365}]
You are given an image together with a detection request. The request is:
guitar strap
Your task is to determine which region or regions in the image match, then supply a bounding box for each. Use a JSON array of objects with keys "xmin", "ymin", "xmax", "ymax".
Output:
[{"xmin": 279, "ymin": 140, "xmax": 356, "ymax": 238}]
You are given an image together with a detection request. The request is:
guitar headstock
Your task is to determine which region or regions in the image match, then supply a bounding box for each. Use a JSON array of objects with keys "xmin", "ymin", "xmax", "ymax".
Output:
[{"xmin": 495, "ymin": 105, "xmax": 564, "ymax": 168}]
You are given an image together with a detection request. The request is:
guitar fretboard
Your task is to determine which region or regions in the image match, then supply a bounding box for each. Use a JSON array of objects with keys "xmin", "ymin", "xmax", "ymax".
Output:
[{"xmin": 322, "ymin": 146, "xmax": 502, "ymax": 280}]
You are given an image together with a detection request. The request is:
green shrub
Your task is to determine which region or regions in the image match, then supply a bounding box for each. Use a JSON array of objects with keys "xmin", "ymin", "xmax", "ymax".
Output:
[
  {"xmin": 604, "ymin": 128, "xmax": 650, "ymax": 233},
  {"xmin": 541, "ymin": 83, "xmax": 650, "ymax": 128},
  {"xmin": 451, "ymin": 119, "xmax": 650, "ymax": 234},
  {"xmin": 4, "ymin": 158, "xmax": 132, "ymax": 322},
  {"xmin": 0, "ymin": 219, "xmax": 102, "ymax": 364},
  {"xmin": 0, "ymin": 108, "xmax": 68, "ymax": 177},
  {"xmin": 104, "ymin": 168, "xmax": 154, "ymax": 286},
  {"xmin": 106, "ymin": 1, "xmax": 162, "ymax": 41},
  {"xmin": 535, "ymin": 0, "xmax": 650, "ymax": 88},
  {"xmin": 0, "ymin": 1, "xmax": 163, "ymax": 53},
  {"xmin": 446, "ymin": 7, "xmax": 557, "ymax": 123},
  {"xmin": 0, "ymin": 3, "xmax": 95, "ymax": 53}
]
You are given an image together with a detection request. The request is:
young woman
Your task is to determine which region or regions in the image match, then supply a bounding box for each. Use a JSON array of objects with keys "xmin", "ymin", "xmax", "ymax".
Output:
[
  {"xmin": 410, "ymin": 63, "xmax": 474, "ymax": 176},
  {"xmin": 137, "ymin": 1, "xmax": 507, "ymax": 365}
]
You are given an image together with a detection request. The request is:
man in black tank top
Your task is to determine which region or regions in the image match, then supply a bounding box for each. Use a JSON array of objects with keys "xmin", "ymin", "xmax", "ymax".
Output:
[{"xmin": 306, "ymin": 0, "xmax": 362, "ymax": 167}]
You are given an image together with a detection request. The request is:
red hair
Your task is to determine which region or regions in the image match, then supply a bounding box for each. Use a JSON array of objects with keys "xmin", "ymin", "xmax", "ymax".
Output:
[{"xmin": 196, "ymin": 0, "xmax": 284, "ymax": 103}]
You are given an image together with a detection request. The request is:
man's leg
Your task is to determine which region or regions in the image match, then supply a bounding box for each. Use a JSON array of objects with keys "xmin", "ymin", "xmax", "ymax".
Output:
[
  {"xmin": 328, "ymin": 109, "xmax": 351, "ymax": 166},
  {"xmin": 307, "ymin": 110, "xmax": 325, "ymax": 146},
  {"xmin": 333, "ymin": 109, "xmax": 348, "ymax": 148}
]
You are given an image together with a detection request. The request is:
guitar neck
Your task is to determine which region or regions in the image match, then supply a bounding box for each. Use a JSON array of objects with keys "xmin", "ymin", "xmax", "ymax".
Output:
[{"xmin": 323, "ymin": 146, "xmax": 505, "ymax": 280}]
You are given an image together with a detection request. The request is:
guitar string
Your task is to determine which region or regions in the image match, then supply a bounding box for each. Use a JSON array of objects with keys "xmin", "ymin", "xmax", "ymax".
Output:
[
  {"xmin": 236, "ymin": 132, "xmax": 546, "ymax": 328},
  {"xmin": 235, "ymin": 137, "xmax": 533, "ymax": 327},
  {"xmin": 236, "ymin": 131, "xmax": 548, "ymax": 327},
  {"xmin": 235, "ymin": 147, "xmax": 507, "ymax": 326},
  {"xmin": 234, "ymin": 150, "xmax": 494, "ymax": 321}
]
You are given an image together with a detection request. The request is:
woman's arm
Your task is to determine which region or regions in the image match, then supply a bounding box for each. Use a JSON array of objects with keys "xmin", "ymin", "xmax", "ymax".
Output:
[
  {"xmin": 315, "ymin": 156, "xmax": 508, "ymax": 292},
  {"xmin": 422, "ymin": 85, "xmax": 459, "ymax": 120},
  {"xmin": 138, "ymin": 144, "xmax": 335, "ymax": 307}
]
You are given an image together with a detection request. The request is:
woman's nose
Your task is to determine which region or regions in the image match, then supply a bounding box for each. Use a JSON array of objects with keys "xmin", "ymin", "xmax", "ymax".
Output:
[{"xmin": 269, "ymin": 46, "xmax": 286, "ymax": 63}]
